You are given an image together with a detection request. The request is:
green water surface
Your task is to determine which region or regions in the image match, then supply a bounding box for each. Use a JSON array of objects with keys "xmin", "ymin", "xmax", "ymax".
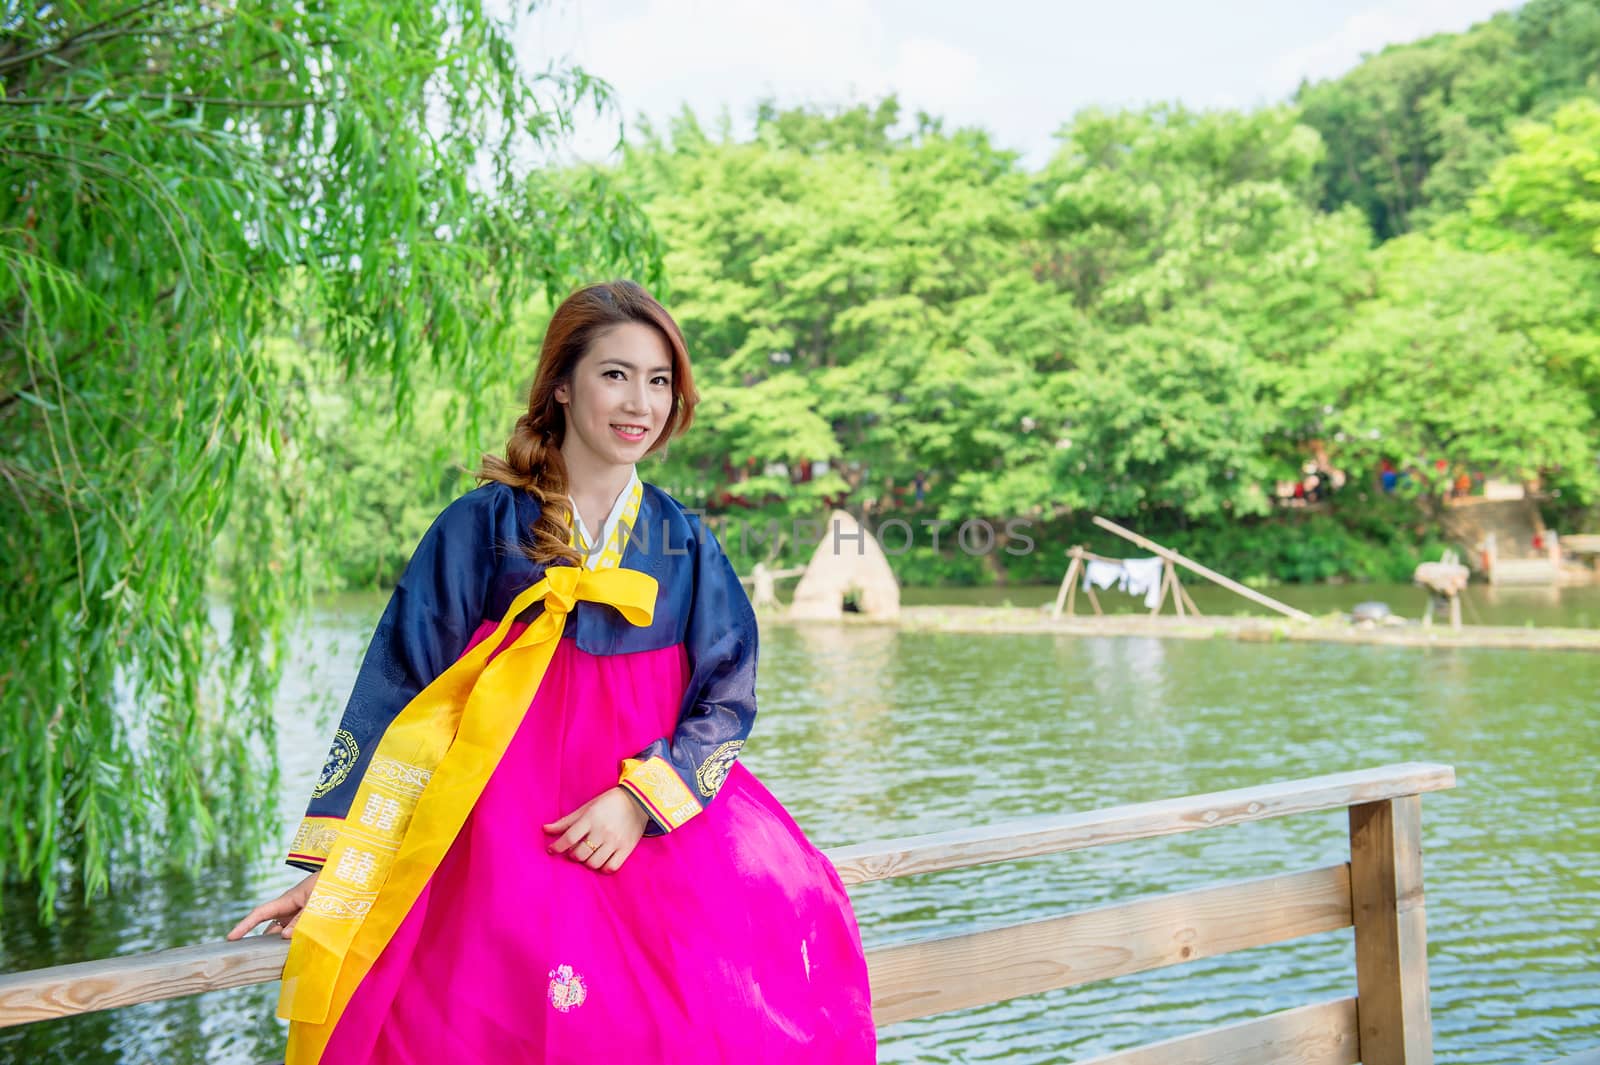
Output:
[{"xmin": 2, "ymin": 585, "xmax": 1596, "ymax": 1063}]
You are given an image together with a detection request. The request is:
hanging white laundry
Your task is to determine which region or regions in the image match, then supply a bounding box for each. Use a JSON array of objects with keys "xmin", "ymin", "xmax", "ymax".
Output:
[
  {"xmin": 1082, "ymin": 559, "xmax": 1123, "ymax": 591},
  {"xmin": 1119, "ymin": 557, "xmax": 1165, "ymax": 609}
]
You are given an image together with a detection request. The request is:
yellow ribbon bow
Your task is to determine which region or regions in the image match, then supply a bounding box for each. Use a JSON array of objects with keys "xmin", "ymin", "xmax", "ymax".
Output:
[{"xmin": 279, "ymin": 565, "xmax": 657, "ymax": 1062}]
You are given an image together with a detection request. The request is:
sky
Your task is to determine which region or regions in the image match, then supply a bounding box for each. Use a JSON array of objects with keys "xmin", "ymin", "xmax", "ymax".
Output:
[{"xmin": 514, "ymin": 0, "xmax": 1518, "ymax": 168}]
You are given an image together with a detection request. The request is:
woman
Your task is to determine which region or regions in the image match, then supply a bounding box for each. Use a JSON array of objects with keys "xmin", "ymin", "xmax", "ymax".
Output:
[{"xmin": 229, "ymin": 281, "xmax": 876, "ymax": 1063}]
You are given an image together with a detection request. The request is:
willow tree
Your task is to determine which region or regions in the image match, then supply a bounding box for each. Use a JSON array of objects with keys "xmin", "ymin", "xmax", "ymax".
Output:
[{"xmin": 0, "ymin": 1, "xmax": 659, "ymax": 912}]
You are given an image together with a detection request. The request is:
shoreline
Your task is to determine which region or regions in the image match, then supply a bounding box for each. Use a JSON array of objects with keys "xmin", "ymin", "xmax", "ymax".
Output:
[{"xmin": 765, "ymin": 605, "xmax": 1600, "ymax": 653}]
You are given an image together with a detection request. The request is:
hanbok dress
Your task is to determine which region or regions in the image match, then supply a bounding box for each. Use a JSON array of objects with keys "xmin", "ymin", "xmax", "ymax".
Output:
[{"xmin": 275, "ymin": 470, "xmax": 876, "ymax": 1064}]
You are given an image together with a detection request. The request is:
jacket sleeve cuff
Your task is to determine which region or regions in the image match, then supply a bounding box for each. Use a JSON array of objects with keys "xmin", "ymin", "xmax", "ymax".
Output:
[
  {"xmin": 617, "ymin": 755, "xmax": 703, "ymax": 834},
  {"xmin": 286, "ymin": 815, "xmax": 342, "ymax": 870}
]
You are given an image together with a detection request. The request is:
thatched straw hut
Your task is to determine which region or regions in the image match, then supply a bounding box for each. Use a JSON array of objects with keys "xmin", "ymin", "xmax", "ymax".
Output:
[{"xmin": 788, "ymin": 510, "xmax": 901, "ymax": 620}]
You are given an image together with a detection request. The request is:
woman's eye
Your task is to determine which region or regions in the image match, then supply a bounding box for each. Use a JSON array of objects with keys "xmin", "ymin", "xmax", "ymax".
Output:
[
  {"xmin": 603, "ymin": 369, "xmax": 625, "ymax": 380},
  {"xmin": 651, "ymin": 376, "xmax": 671, "ymax": 387}
]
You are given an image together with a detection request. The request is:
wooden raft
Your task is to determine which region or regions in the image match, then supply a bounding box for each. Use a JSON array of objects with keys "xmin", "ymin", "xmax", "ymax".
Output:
[{"xmin": 0, "ymin": 763, "xmax": 1456, "ymax": 1063}]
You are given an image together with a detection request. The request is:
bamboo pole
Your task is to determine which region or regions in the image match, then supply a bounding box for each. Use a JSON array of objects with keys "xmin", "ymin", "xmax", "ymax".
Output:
[
  {"xmin": 1091, "ymin": 516, "xmax": 1313, "ymax": 622},
  {"xmin": 1178, "ymin": 579, "xmax": 1202, "ymax": 617},
  {"xmin": 1152, "ymin": 561, "xmax": 1173, "ymax": 616},
  {"xmin": 1053, "ymin": 555, "xmax": 1081, "ymax": 618},
  {"xmin": 1073, "ymin": 548, "xmax": 1127, "ymax": 563},
  {"xmin": 1071, "ymin": 546, "xmax": 1107, "ymax": 616}
]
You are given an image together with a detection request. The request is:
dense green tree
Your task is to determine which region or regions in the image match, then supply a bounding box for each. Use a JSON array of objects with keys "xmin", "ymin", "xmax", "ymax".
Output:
[
  {"xmin": 620, "ymin": 102, "xmax": 1036, "ymax": 536},
  {"xmin": 615, "ymin": 92, "xmax": 1600, "ymax": 573},
  {"xmin": 1298, "ymin": 0, "xmax": 1600, "ymax": 239},
  {"xmin": 1299, "ymin": 235, "xmax": 1600, "ymax": 500},
  {"xmin": 1464, "ymin": 97, "xmax": 1600, "ymax": 257},
  {"xmin": 1, "ymin": 1, "xmax": 658, "ymax": 910},
  {"xmin": 1033, "ymin": 105, "xmax": 1372, "ymax": 511},
  {"xmin": 309, "ymin": 76, "xmax": 1600, "ymax": 592}
]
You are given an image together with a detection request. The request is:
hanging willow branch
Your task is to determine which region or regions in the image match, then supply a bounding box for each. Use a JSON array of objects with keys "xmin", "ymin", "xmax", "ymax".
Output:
[{"xmin": 0, "ymin": 0, "xmax": 661, "ymax": 917}]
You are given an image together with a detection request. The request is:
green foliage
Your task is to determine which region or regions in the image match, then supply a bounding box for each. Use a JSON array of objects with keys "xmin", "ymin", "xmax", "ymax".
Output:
[
  {"xmin": 1297, "ymin": 0, "xmax": 1600, "ymax": 239},
  {"xmin": 1164, "ymin": 508, "xmax": 1451, "ymax": 586},
  {"xmin": 615, "ymin": 89, "xmax": 1599, "ymax": 585},
  {"xmin": 1464, "ymin": 97, "xmax": 1600, "ymax": 258},
  {"xmin": 620, "ymin": 102, "xmax": 1043, "ymax": 526},
  {"xmin": 210, "ymin": 16, "xmax": 1600, "ymax": 612},
  {"xmin": 1297, "ymin": 235, "xmax": 1600, "ymax": 502},
  {"xmin": 613, "ymin": 102, "xmax": 1358, "ymax": 545},
  {"xmin": 1047, "ymin": 316, "xmax": 1276, "ymax": 519},
  {"xmin": 0, "ymin": 1, "xmax": 657, "ymax": 912},
  {"xmin": 1007, "ymin": 105, "xmax": 1369, "ymax": 518}
]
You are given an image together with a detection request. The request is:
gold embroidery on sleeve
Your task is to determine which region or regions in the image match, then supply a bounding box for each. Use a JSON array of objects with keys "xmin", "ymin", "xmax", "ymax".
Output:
[
  {"xmin": 694, "ymin": 739, "xmax": 744, "ymax": 797},
  {"xmin": 311, "ymin": 729, "xmax": 360, "ymax": 798}
]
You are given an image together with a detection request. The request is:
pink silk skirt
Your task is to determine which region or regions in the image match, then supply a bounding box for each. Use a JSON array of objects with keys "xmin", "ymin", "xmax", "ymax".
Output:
[{"xmin": 317, "ymin": 623, "xmax": 877, "ymax": 1063}]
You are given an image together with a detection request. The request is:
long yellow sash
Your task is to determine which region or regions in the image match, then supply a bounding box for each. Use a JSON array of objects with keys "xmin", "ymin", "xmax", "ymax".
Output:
[{"xmin": 278, "ymin": 565, "xmax": 658, "ymax": 1064}]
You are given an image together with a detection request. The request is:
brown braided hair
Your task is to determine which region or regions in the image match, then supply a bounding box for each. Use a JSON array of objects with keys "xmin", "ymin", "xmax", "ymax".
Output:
[{"xmin": 478, "ymin": 280, "xmax": 698, "ymax": 565}]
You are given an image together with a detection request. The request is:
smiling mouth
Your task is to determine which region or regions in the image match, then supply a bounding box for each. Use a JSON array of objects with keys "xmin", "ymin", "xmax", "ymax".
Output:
[{"xmin": 611, "ymin": 424, "xmax": 648, "ymax": 440}]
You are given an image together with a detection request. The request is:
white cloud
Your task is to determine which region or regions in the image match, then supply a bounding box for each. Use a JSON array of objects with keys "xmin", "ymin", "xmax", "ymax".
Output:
[
  {"xmin": 516, "ymin": 0, "xmax": 979, "ymax": 158},
  {"xmin": 515, "ymin": 0, "xmax": 1521, "ymax": 168},
  {"xmin": 885, "ymin": 37, "xmax": 982, "ymax": 119}
]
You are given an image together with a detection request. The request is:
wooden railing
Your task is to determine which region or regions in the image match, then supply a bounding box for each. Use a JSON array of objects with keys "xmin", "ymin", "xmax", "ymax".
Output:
[{"xmin": 1, "ymin": 763, "xmax": 1456, "ymax": 1064}]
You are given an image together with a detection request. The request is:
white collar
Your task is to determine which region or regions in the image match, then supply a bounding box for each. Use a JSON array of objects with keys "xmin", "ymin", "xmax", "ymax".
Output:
[{"xmin": 569, "ymin": 467, "xmax": 641, "ymax": 569}]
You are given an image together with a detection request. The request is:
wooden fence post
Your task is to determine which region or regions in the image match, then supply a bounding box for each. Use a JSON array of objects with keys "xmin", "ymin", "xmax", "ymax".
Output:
[{"xmin": 1349, "ymin": 795, "xmax": 1434, "ymax": 1065}]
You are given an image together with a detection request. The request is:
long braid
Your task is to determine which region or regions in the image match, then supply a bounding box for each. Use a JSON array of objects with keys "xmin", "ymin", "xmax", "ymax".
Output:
[{"xmin": 480, "ymin": 414, "xmax": 583, "ymax": 567}]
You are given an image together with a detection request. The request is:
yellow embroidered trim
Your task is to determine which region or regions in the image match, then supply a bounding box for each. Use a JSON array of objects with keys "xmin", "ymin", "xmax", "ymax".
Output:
[
  {"xmin": 287, "ymin": 816, "xmax": 342, "ymax": 866},
  {"xmin": 618, "ymin": 755, "xmax": 702, "ymax": 832},
  {"xmin": 278, "ymin": 565, "xmax": 658, "ymax": 1062},
  {"xmin": 694, "ymin": 739, "xmax": 744, "ymax": 798},
  {"xmin": 568, "ymin": 478, "xmax": 643, "ymax": 571}
]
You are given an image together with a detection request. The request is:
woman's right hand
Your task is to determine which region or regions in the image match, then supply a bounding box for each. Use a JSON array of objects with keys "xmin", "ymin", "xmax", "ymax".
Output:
[{"xmin": 227, "ymin": 871, "xmax": 320, "ymax": 941}]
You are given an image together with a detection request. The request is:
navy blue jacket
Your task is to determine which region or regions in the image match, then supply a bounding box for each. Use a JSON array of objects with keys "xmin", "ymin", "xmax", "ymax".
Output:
[{"xmin": 287, "ymin": 481, "xmax": 758, "ymax": 872}]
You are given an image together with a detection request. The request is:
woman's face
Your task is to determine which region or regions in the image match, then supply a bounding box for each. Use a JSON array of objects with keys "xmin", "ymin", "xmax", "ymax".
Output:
[{"xmin": 554, "ymin": 322, "xmax": 675, "ymax": 471}]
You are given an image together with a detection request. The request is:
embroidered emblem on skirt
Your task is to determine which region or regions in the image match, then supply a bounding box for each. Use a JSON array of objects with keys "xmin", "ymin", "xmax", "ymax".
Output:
[
  {"xmin": 312, "ymin": 729, "xmax": 360, "ymax": 797},
  {"xmin": 547, "ymin": 963, "xmax": 588, "ymax": 1013}
]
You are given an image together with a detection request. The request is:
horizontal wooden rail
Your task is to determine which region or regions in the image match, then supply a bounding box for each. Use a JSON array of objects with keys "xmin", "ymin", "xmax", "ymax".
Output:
[
  {"xmin": 1075, "ymin": 997, "xmax": 1359, "ymax": 1065},
  {"xmin": 0, "ymin": 937, "xmax": 288, "ymax": 1029},
  {"xmin": 868, "ymin": 863, "xmax": 1351, "ymax": 1025},
  {"xmin": 0, "ymin": 763, "xmax": 1454, "ymax": 1037},
  {"xmin": 831, "ymin": 763, "xmax": 1454, "ymax": 886}
]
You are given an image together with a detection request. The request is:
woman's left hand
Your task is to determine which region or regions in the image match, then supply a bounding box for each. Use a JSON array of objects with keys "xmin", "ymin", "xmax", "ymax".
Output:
[{"xmin": 544, "ymin": 786, "xmax": 651, "ymax": 873}]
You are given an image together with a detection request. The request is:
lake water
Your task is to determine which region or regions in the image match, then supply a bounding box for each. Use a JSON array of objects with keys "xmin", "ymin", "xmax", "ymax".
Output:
[{"xmin": 2, "ymin": 582, "xmax": 1597, "ymax": 1063}]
